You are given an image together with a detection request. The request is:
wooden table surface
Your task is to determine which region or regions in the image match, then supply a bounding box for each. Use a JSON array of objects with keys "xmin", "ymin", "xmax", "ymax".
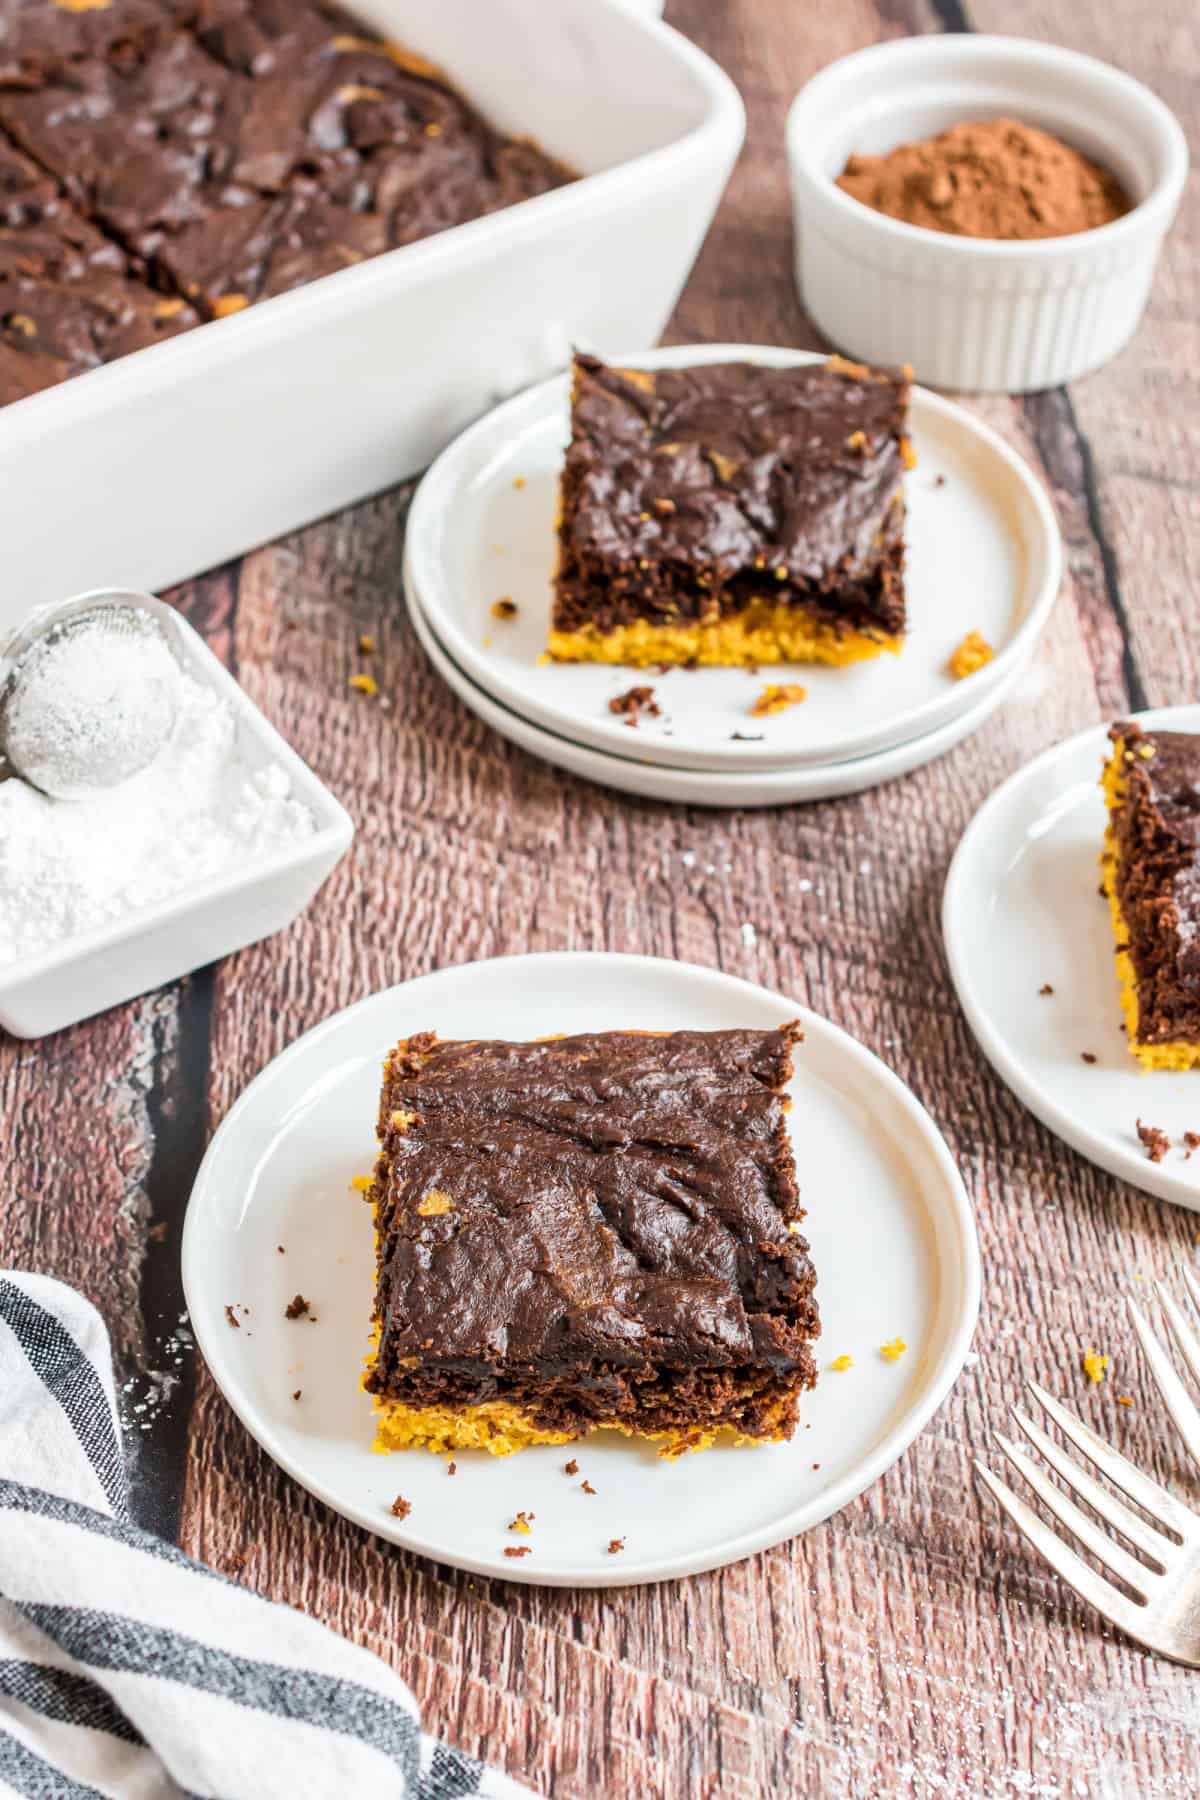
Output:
[{"xmin": 5, "ymin": 1, "xmax": 1200, "ymax": 1794}]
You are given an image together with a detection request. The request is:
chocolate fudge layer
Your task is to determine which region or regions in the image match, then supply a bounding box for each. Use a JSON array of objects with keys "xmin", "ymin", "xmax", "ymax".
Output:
[
  {"xmin": 0, "ymin": 0, "xmax": 572, "ymax": 404},
  {"xmin": 0, "ymin": 136, "xmax": 196, "ymax": 400},
  {"xmin": 550, "ymin": 354, "xmax": 911, "ymax": 668},
  {"xmin": 0, "ymin": 0, "xmax": 197, "ymax": 79},
  {"xmin": 364, "ymin": 1026, "xmax": 820, "ymax": 1456},
  {"xmin": 1102, "ymin": 720, "xmax": 1200, "ymax": 1070}
]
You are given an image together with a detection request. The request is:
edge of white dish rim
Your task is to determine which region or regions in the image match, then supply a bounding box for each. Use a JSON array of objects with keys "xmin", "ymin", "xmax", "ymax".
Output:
[{"xmin": 942, "ymin": 704, "xmax": 1200, "ymax": 1210}]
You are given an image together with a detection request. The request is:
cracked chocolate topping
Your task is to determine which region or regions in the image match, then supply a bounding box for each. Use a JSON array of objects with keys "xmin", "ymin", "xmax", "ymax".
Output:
[
  {"xmin": 554, "ymin": 354, "xmax": 909, "ymax": 638},
  {"xmin": 366, "ymin": 1026, "xmax": 820, "ymax": 1442},
  {"xmin": 0, "ymin": 0, "xmax": 572, "ymax": 406},
  {"xmin": 1108, "ymin": 720, "xmax": 1200, "ymax": 1040}
]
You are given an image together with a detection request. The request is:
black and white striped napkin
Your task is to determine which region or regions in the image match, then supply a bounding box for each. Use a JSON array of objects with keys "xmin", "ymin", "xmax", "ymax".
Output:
[{"xmin": 0, "ymin": 1272, "xmax": 528, "ymax": 1800}]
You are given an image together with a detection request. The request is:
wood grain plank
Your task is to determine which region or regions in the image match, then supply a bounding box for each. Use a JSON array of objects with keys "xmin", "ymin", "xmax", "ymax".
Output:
[{"xmin": 966, "ymin": 0, "xmax": 1200, "ymax": 710}]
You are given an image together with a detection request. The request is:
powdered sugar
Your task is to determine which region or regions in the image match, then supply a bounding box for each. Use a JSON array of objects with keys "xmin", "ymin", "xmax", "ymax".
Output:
[
  {"xmin": 2, "ymin": 608, "xmax": 180, "ymax": 801},
  {"xmin": 0, "ymin": 665, "xmax": 316, "ymax": 966}
]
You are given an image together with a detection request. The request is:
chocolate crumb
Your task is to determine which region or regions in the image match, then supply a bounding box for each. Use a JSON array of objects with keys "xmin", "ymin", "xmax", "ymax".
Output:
[
  {"xmin": 581, "ymin": 1480, "xmax": 597, "ymax": 1495},
  {"xmin": 447, "ymin": 1461, "xmax": 457, "ymax": 1476},
  {"xmin": 731, "ymin": 732, "xmax": 765, "ymax": 742},
  {"xmin": 285, "ymin": 1294, "xmax": 311, "ymax": 1320},
  {"xmin": 934, "ymin": 474, "xmax": 947, "ymax": 488},
  {"xmin": 812, "ymin": 1462, "xmax": 821, "ymax": 1471},
  {"xmin": 490, "ymin": 598, "xmax": 518, "ymax": 620},
  {"xmin": 277, "ymin": 1245, "xmax": 286, "ymax": 1254},
  {"xmin": 608, "ymin": 684, "xmax": 660, "ymax": 721},
  {"xmin": 564, "ymin": 1459, "xmax": 579, "ymax": 1476},
  {"xmin": 225, "ymin": 1305, "xmax": 240, "ymax": 1329},
  {"xmin": 292, "ymin": 1389, "xmax": 302, "ymax": 1401},
  {"xmin": 1137, "ymin": 1119, "xmax": 1170, "ymax": 1163},
  {"xmin": 606, "ymin": 1538, "xmax": 625, "ymax": 1555},
  {"xmin": 504, "ymin": 1545, "xmax": 531, "ymax": 1558},
  {"xmin": 389, "ymin": 1494, "xmax": 411, "ymax": 1520},
  {"xmin": 1039, "ymin": 983, "xmax": 1053, "ymax": 996},
  {"xmin": 1081, "ymin": 1052, "xmax": 1097, "ymax": 1064}
]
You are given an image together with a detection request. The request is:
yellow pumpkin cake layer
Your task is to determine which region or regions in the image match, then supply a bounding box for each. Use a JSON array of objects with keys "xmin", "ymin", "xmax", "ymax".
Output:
[{"xmin": 546, "ymin": 600, "xmax": 901, "ymax": 669}]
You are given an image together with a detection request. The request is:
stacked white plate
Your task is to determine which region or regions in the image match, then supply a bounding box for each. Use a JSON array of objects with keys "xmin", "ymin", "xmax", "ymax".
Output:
[{"xmin": 404, "ymin": 346, "xmax": 1063, "ymax": 807}]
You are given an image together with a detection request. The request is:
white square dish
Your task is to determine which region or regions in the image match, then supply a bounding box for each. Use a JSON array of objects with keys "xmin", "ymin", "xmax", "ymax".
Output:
[
  {"xmin": 0, "ymin": 0, "xmax": 744, "ymax": 628},
  {"xmin": 0, "ymin": 593, "xmax": 353, "ymax": 1040}
]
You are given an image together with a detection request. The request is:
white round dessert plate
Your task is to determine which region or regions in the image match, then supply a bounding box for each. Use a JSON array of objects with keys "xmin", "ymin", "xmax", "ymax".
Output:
[
  {"xmin": 944, "ymin": 706, "xmax": 1200, "ymax": 1211},
  {"xmin": 404, "ymin": 343, "xmax": 1061, "ymax": 775},
  {"xmin": 182, "ymin": 953, "xmax": 980, "ymax": 1588},
  {"xmin": 407, "ymin": 571, "xmax": 1031, "ymax": 808}
]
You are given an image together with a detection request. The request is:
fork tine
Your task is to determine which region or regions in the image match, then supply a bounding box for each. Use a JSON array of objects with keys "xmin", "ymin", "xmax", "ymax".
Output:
[
  {"xmin": 1027, "ymin": 1380, "xmax": 1194, "ymax": 1541},
  {"xmin": 974, "ymin": 1459, "xmax": 1150, "ymax": 1640},
  {"xmin": 1128, "ymin": 1296, "xmax": 1200, "ymax": 1472},
  {"xmin": 1011, "ymin": 1408, "xmax": 1172, "ymax": 1571},
  {"xmin": 1156, "ymin": 1279, "xmax": 1200, "ymax": 1393},
  {"xmin": 995, "ymin": 1431, "xmax": 1153, "ymax": 1596}
]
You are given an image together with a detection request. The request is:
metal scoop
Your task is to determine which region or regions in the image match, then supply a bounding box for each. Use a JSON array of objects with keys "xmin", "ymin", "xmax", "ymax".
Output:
[{"xmin": 0, "ymin": 590, "xmax": 181, "ymax": 802}]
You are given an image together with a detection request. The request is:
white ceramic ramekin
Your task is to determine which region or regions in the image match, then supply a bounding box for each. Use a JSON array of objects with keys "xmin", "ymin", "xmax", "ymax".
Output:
[
  {"xmin": 786, "ymin": 35, "xmax": 1188, "ymax": 392},
  {"xmin": 0, "ymin": 593, "xmax": 353, "ymax": 1039}
]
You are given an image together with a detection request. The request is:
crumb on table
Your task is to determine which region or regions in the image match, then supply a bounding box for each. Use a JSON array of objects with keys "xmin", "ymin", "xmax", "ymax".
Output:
[
  {"xmin": 508, "ymin": 1511, "xmax": 534, "ymax": 1535},
  {"xmin": 947, "ymin": 631, "xmax": 994, "ymax": 680},
  {"xmin": 1039, "ymin": 984, "xmax": 1054, "ymax": 996},
  {"xmin": 879, "ymin": 1337, "xmax": 907, "ymax": 1363},
  {"xmin": 829, "ymin": 1353, "xmax": 853, "ymax": 1372},
  {"xmin": 581, "ymin": 1480, "xmax": 597, "ymax": 1496},
  {"xmin": 224, "ymin": 1304, "xmax": 240, "ymax": 1329},
  {"xmin": 491, "ymin": 598, "xmax": 519, "ymax": 620},
  {"xmin": 1081, "ymin": 1052, "xmax": 1097, "ymax": 1065},
  {"xmin": 284, "ymin": 1294, "xmax": 311, "ymax": 1320},
  {"xmin": 504, "ymin": 1545, "xmax": 532, "ymax": 1558},
  {"xmin": 564, "ymin": 1459, "xmax": 579, "ymax": 1476},
  {"xmin": 390, "ymin": 1494, "xmax": 411, "ymax": 1520},
  {"xmin": 606, "ymin": 1538, "xmax": 625, "ymax": 1555}
]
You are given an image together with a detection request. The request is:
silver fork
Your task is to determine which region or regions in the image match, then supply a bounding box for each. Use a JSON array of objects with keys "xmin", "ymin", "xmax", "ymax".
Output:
[{"xmin": 975, "ymin": 1266, "xmax": 1200, "ymax": 1666}]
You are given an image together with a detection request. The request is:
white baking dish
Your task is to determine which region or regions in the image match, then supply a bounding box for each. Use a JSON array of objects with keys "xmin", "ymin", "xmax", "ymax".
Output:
[
  {"xmin": 0, "ymin": 0, "xmax": 743, "ymax": 628},
  {"xmin": 0, "ymin": 592, "xmax": 353, "ymax": 1039}
]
